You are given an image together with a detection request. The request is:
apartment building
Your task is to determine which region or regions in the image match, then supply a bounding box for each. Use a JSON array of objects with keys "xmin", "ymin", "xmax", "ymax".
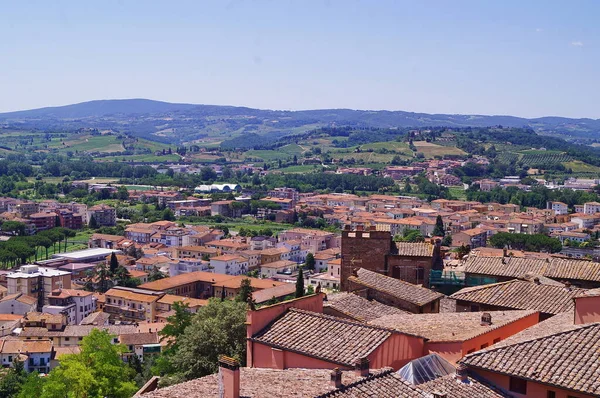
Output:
[
  {"xmin": 104, "ymin": 287, "xmax": 164, "ymax": 322},
  {"xmin": 87, "ymin": 204, "xmax": 116, "ymax": 227},
  {"xmin": 7, "ymin": 265, "xmax": 72, "ymax": 308},
  {"xmin": 42, "ymin": 289, "xmax": 96, "ymax": 325}
]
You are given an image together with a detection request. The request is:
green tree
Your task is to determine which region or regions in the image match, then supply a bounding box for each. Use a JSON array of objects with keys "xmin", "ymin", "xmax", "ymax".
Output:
[
  {"xmin": 159, "ymin": 302, "xmax": 193, "ymax": 350},
  {"xmin": 148, "ymin": 266, "xmax": 165, "ymax": 282},
  {"xmin": 2, "ymin": 221, "xmax": 26, "ymax": 236},
  {"xmin": 0, "ymin": 358, "xmax": 27, "ymax": 398},
  {"xmin": 109, "ymin": 252, "xmax": 119, "ymax": 275},
  {"xmin": 170, "ymin": 299, "xmax": 247, "ymax": 382},
  {"xmin": 304, "ymin": 252, "xmax": 316, "ymax": 270},
  {"xmin": 89, "ymin": 214, "xmax": 99, "ymax": 229},
  {"xmin": 19, "ymin": 329, "xmax": 137, "ymax": 398},
  {"xmin": 295, "ymin": 267, "xmax": 304, "ymax": 298},
  {"xmin": 432, "ymin": 215, "xmax": 445, "ymax": 237},
  {"xmin": 235, "ymin": 278, "xmax": 254, "ymax": 303}
]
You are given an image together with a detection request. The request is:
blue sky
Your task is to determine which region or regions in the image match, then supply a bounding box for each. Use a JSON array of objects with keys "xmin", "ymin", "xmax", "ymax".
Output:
[{"xmin": 0, "ymin": 0, "xmax": 598, "ymax": 118}]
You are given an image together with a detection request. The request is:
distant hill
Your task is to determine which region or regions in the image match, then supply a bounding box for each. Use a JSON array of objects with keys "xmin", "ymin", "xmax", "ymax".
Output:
[{"xmin": 1, "ymin": 99, "xmax": 599, "ymax": 144}]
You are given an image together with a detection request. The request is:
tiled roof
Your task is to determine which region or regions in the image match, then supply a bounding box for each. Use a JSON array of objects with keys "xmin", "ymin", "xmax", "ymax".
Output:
[
  {"xmin": 139, "ymin": 271, "xmax": 234, "ymax": 291},
  {"xmin": 464, "ymin": 256, "xmax": 547, "ymax": 278},
  {"xmin": 545, "ymin": 257, "xmax": 600, "ymax": 282},
  {"xmin": 324, "ymin": 292, "xmax": 410, "ymax": 322},
  {"xmin": 140, "ymin": 367, "xmax": 366, "ymax": 398},
  {"xmin": 461, "ymin": 322, "xmax": 600, "ymax": 396},
  {"xmin": 464, "ymin": 256, "xmax": 600, "ymax": 282},
  {"xmin": 250, "ymin": 308, "xmax": 394, "ymax": 367},
  {"xmin": 316, "ymin": 369, "xmax": 427, "ymax": 398},
  {"xmin": 119, "ymin": 332, "xmax": 159, "ymax": 346},
  {"xmin": 450, "ymin": 280, "xmax": 583, "ymax": 314},
  {"xmin": 252, "ymin": 283, "xmax": 297, "ymax": 304},
  {"xmin": 369, "ymin": 310, "xmax": 537, "ymax": 342},
  {"xmin": 394, "ymin": 242, "xmax": 434, "ymax": 257},
  {"xmin": 419, "ymin": 374, "xmax": 510, "ymax": 398},
  {"xmin": 105, "ymin": 288, "xmax": 161, "ymax": 303},
  {"xmin": 349, "ymin": 268, "xmax": 444, "ymax": 307},
  {"xmin": 484, "ymin": 311, "xmax": 578, "ymax": 350}
]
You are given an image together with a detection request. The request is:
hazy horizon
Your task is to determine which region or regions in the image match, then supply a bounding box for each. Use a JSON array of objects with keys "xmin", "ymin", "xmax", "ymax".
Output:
[{"xmin": 1, "ymin": 1, "xmax": 598, "ymax": 118}]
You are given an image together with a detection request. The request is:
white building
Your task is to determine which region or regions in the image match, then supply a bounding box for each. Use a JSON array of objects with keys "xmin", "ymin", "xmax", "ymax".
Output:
[
  {"xmin": 0, "ymin": 293, "xmax": 38, "ymax": 315},
  {"xmin": 168, "ymin": 258, "xmax": 211, "ymax": 277},
  {"xmin": 210, "ymin": 255, "xmax": 248, "ymax": 276},
  {"xmin": 42, "ymin": 289, "xmax": 97, "ymax": 325},
  {"xmin": 549, "ymin": 201, "xmax": 569, "ymax": 215},
  {"xmin": 583, "ymin": 202, "xmax": 600, "ymax": 215}
]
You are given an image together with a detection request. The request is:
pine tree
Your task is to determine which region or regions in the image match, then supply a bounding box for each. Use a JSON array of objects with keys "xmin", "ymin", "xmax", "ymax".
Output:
[
  {"xmin": 109, "ymin": 252, "xmax": 119, "ymax": 275},
  {"xmin": 89, "ymin": 214, "xmax": 99, "ymax": 229},
  {"xmin": 432, "ymin": 215, "xmax": 445, "ymax": 237},
  {"xmin": 235, "ymin": 278, "xmax": 254, "ymax": 303},
  {"xmin": 295, "ymin": 267, "xmax": 304, "ymax": 298}
]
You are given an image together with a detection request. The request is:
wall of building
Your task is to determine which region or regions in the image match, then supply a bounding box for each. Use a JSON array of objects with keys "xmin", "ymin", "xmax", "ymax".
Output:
[
  {"xmin": 341, "ymin": 228, "xmax": 391, "ymax": 291},
  {"xmin": 471, "ymin": 368, "xmax": 596, "ymax": 398},
  {"xmin": 574, "ymin": 295, "xmax": 600, "ymax": 324},
  {"xmin": 368, "ymin": 332, "xmax": 425, "ymax": 370}
]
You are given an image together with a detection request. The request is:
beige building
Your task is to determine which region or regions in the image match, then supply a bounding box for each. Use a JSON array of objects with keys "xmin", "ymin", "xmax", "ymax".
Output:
[
  {"xmin": 7, "ymin": 265, "xmax": 72, "ymax": 308},
  {"xmin": 104, "ymin": 287, "xmax": 164, "ymax": 322}
]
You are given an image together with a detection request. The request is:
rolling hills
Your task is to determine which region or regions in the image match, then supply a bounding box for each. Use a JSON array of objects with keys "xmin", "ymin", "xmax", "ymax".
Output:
[{"xmin": 1, "ymin": 99, "xmax": 600, "ymax": 145}]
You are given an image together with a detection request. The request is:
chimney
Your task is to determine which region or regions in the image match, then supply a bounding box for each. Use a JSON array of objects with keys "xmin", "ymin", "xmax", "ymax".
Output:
[
  {"xmin": 564, "ymin": 281, "xmax": 572, "ymax": 291},
  {"xmin": 502, "ymin": 246, "xmax": 508, "ymax": 257},
  {"xmin": 455, "ymin": 364, "xmax": 469, "ymax": 383},
  {"xmin": 354, "ymin": 357, "xmax": 370, "ymax": 377},
  {"xmin": 432, "ymin": 392, "xmax": 447, "ymax": 398},
  {"xmin": 218, "ymin": 356, "xmax": 240, "ymax": 398},
  {"xmin": 330, "ymin": 368, "xmax": 343, "ymax": 389},
  {"xmin": 533, "ymin": 277, "xmax": 541, "ymax": 285},
  {"xmin": 480, "ymin": 312, "xmax": 492, "ymax": 326}
]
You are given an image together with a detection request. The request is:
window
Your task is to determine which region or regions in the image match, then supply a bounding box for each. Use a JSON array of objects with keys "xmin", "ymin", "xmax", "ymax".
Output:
[
  {"xmin": 480, "ymin": 343, "xmax": 489, "ymax": 349},
  {"xmin": 509, "ymin": 377, "xmax": 527, "ymax": 394},
  {"xmin": 65, "ymin": 337, "xmax": 70, "ymax": 342},
  {"xmin": 547, "ymin": 392, "xmax": 556, "ymax": 398},
  {"xmin": 466, "ymin": 349, "xmax": 475, "ymax": 354},
  {"xmin": 493, "ymin": 337, "xmax": 501, "ymax": 344}
]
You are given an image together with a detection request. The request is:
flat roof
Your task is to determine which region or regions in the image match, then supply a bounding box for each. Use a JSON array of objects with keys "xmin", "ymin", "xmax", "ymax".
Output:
[
  {"xmin": 53, "ymin": 248, "xmax": 122, "ymax": 260},
  {"xmin": 7, "ymin": 267, "xmax": 70, "ymax": 279}
]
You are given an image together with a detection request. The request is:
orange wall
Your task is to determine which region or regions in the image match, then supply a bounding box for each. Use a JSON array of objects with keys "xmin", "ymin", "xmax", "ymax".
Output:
[
  {"xmin": 368, "ymin": 332, "xmax": 425, "ymax": 370},
  {"xmin": 426, "ymin": 312, "xmax": 540, "ymax": 365},
  {"xmin": 250, "ymin": 332, "xmax": 425, "ymax": 371},
  {"xmin": 574, "ymin": 296, "xmax": 600, "ymax": 325},
  {"xmin": 472, "ymin": 368, "xmax": 596, "ymax": 398}
]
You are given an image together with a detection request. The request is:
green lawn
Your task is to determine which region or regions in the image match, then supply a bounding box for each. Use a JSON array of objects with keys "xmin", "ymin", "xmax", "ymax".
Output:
[
  {"xmin": 278, "ymin": 165, "xmax": 322, "ymax": 173},
  {"xmin": 60, "ymin": 135, "xmax": 124, "ymax": 153},
  {"xmin": 448, "ymin": 186, "xmax": 467, "ymax": 200}
]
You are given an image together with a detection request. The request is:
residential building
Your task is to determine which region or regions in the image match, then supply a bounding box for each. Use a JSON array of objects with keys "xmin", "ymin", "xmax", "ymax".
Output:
[
  {"xmin": 87, "ymin": 204, "xmax": 116, "ymax": 227},
  {"xmin": 583, "ymin": 201, "xmax": 600, "ymax": 215},
  {"xmin": 139, "ymin": 271, "xmax": 235, "ymax": 299},
  {"xmin": 43, "ymin": 289, "xmax": 96, "ymax": 325},
  {"xmin": 28, "ymin": 212, "xmax": 57, "ymax": 232},
  {"xmin": 452, "ymin": 228, "xmax": 488, "ymax": 249},
  {"xmin": 258, "ymin": 260, "xmax": 297, "ymax": 279},
  {"xmin": 0, "ymin": 340, "xmax": 54, "ymax": 373},
  {"xmin": 55, "ymin": 209, "xmax": 83, "ymax": 230},
  {"xmin": 103, "ymin": 287, "xmax": 164, "ymax": 322},
  {"xmin": 323, "ymin": 292, "xmax": 409, "ymax": 322},
  {"xmin": 0, "ymin": 293, "xmax": 38, "ymax": 315},
  {"xmin": 7, "ymin": 265, "xmax": 72, "ymax": 308},
  {"xmin": 548, "ymin": 201, "xmax": 569, "ymax": 215},
  {"xmin": 210, "ymin": 254, "xmax": 249, "ymax": 276}
]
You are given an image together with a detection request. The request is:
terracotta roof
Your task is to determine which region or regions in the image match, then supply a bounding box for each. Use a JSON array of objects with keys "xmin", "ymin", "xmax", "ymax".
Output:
[
  {"xmin": 419, "ymin": 374, "xmax": 510, "ymax": 398},
  {"xmin": 450, "ymin": 280, "xmax": 584, "ymax": 315},
  {"xmin": 25, "ymin": 312, "xmax": 64, "ymax": 324},
  {"xmin": 140, "ymin": 367, "xmax": 366, "ymax": 398},
  {"xmin": 259, "ymin": 260, "xmax": 296, "ymax": 269},
  {"xmin": 250, "ymin": 308, "xmax": 394, "ymax": 367},
  {"xmin": 157, "ymin": 294, "xmax": 208, "ymax": 307},
  {"xmin": 464, "ymin": 256, "xmax": 600, "ymax": 282},
  {"xmin": 461, "ymin": 322, "xmax": 600, "ymax": 396},
  {"xmin": 119, "ymin": 332, "xmax": 159, "ymax": 346},
  {"xmin": 485, "ymin": 311, "xmax": 578, "ymax": 350},
  {"xmin": 251, "ymin": 284, "xmax": 297, "ymax": 304},
  {"xmin": 219, "ymin": 276, "xmax": 285, "ymax": 290},
  {"xmin": 324, "ymin": 292, "xmax": 410, "ymax": 322},
  {"xmin": 394, "ymin": 242, "xmax": 435, "ymax": 257},
  {"xmin": 315, "ymin": 369, "xmax": 427, "ymax": 398},
  {"xmin": 369, "ymin": 310, "xmax": 537, "ymax": 342},
  {"xmin": 105, "ymin": 288, "xmax": 161, "ymax": 303},
  {"xmin": 20, "ymin": 325, "xmax": 137, "ymax": 338},
  {"xmin": 139, "ymin": 271, "xmax": 234, "ymax": 291},
  {"xmin": 1, "ymin": 339, "xmax": 53, "ymax": 354},
  {"xmin": 349, "ymin": 268, "xmax": 444, "ymax": 307}
]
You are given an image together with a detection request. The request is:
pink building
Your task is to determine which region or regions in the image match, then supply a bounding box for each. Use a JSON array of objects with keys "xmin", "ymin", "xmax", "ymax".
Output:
[{"xmin": 246, "ymin": 294, "xmax": 424, "ymax": 371}]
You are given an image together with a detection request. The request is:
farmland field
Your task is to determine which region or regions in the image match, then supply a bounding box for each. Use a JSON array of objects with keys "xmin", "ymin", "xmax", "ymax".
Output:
[{"xmin": 412, "ymin": 141, "xmax": 466, "ymax": 158}]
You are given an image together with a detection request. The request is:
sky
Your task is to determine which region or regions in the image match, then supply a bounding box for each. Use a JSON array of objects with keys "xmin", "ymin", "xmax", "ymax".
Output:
[{"xmin": 0, "ymin": 0, "xmax": 598, "ymax": 118}]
